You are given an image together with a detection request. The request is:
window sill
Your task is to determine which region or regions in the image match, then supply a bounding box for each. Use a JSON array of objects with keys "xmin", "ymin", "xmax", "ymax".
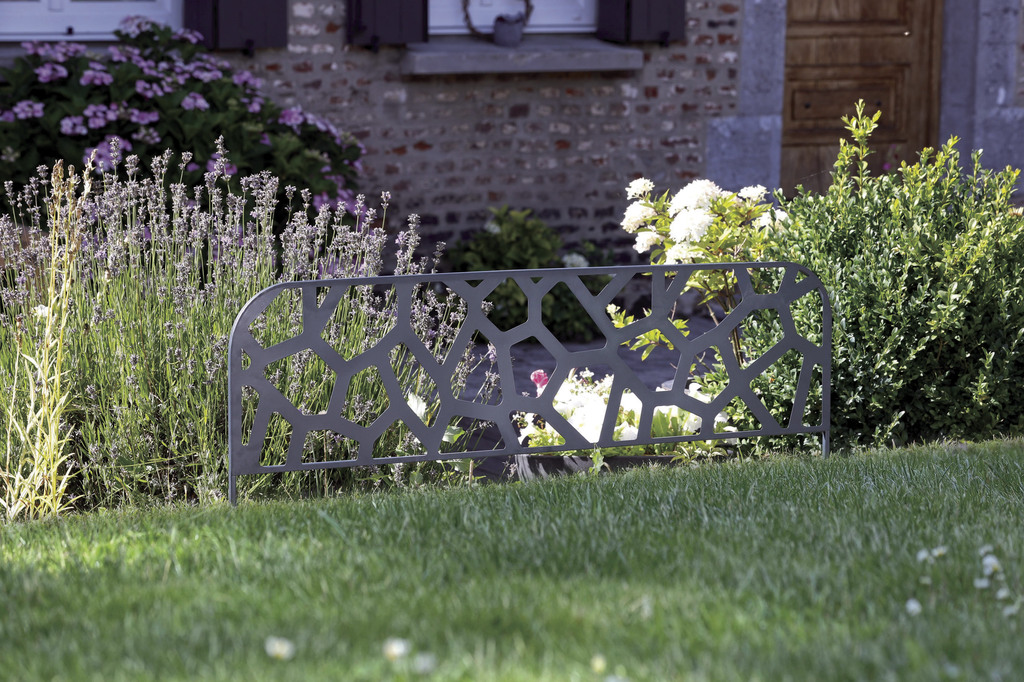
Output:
[{"xmin": 400, "ymin": 35, "xmax": 643, "ymax": 76}]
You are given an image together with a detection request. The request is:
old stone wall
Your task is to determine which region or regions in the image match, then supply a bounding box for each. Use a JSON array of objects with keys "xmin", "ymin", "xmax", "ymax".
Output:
[{"xmin": 223, "ymin": 0, "xmax": 748, "ymax": 260}]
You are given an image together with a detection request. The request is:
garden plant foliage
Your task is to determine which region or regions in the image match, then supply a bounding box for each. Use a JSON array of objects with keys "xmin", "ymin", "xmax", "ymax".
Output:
[
  {"xmin": 0, "ymin": 150, "xmax": 479, "ymax": 516},
  {"xmin": 749, "ymin": 103, "xmax": 1024, "ymax": 448},
  {"xmin": 0, "ymin": 17, "xmax": 361, "ymax": 209},
  {"xmin": 447, "ymin": 205, "xmax": 611, "ymax": 341}
]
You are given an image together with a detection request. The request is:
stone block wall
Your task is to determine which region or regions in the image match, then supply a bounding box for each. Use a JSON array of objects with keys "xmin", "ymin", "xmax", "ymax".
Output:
[{"xmin": 223, "ymin": 0, "xmax": 750, "ymax": 260}]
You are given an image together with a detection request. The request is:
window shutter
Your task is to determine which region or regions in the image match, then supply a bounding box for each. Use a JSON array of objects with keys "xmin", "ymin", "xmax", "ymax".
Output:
[
  {"xmin": 185, "ymin": 0, "xmax": 288, "ymax": 52},
  {"xmin": 347, "ymin": 0, "xmax": 427, "ymax": 48},
  {"xmin": 597, "ymin": 0, "xmax": 686, "ymax": 44}
]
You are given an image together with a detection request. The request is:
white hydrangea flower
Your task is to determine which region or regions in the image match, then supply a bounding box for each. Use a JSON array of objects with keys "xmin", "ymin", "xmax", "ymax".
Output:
[
  {"xmin": 669, "ymin": 208, "xmax": 714, "ymax": 243},
  {"xmin": 664, "ymin": 242, "xmax": 698, "ymax": 265},
  {"xmin": 669, "ymin": 178, "xmax": 722, "ymax": 215},
  {"xmin": 561, "ymin": 252, "xmax": 589, "ymax": 268},
  {"xmin": 483, "ymin": 220, "xmax": 500, "ymax": 234},
  {"xmin": 738, "ymin": 184, "xmax": 766, "ymax": 201},
  {"xmin": 626, "ymin": 177, "xmax": 655, "ymax": 199},
  {"xmin": 621, "ymin": 201, "xmax": 656, "ymax": 233},
  {"xmin": 616, "ymin": 423, "xmax": 638, "ymax": 441},
  {"xmin": 633, "ymin": 230, "xmax": 662, "ymax": 254}
]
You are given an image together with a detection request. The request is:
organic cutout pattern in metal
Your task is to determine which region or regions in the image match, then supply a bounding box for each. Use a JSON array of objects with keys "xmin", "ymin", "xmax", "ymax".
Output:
[{"xmin": 228, "ymin": 263, "xmax": 831, "ymax": 503}]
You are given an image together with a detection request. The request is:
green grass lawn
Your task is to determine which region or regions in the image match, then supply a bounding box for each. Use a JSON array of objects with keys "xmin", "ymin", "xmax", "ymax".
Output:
[{"xmin": 2, "ymin": 440, "xmax": 1023, "ymax": 681}]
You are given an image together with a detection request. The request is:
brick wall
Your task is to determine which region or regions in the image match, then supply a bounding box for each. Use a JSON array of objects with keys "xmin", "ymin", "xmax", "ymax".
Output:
[{"xmin": 223, "ymin": 0, "xmax": 746, "ymax": 261}]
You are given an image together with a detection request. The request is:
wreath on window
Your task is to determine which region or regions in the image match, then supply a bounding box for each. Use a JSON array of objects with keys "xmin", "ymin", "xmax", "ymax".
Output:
[{"xmin": 461, "ymin": 0, "xmax": 535, "ymax": 37}]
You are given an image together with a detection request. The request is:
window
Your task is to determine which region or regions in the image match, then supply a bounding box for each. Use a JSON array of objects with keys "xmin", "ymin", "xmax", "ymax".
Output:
[
  {"xmin": 347, "ymin": 0, "xmax": 684, "ymax": 48},
  {"xmin": 429, "ymin": 0, "xmax": 598, "ymax": 36},
  {"xmin": 0, "ymin": 0, "xmax": 183, "ymax": 41}
]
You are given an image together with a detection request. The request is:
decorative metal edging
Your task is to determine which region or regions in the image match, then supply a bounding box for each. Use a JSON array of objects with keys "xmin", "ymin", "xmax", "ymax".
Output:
[{"xmin": 227, "ymin": 263, "xmax": 831, "ymax": 504}]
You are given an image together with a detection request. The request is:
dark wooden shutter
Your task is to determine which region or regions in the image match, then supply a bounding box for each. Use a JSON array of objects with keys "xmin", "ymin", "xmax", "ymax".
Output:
[
  {"xmin": 347, "ymin": 0, "xmax": 427, "ymax": 48},
  {"xmin": 184, "ymin": 0, "xmax": 288, "ymax": 52},
  {"xmin": 597, "ymin": 0, "xmax": 686, "ymax": 44}
]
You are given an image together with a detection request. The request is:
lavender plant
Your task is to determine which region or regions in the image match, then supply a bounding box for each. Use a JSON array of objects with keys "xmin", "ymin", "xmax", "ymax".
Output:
[
  {"xmin": 0, "ymin": 16, "xmax": 361, "ymax": 211},
  {"xmin": 1, "ymin": 146, "xmax": 488, "ymax": 510}
]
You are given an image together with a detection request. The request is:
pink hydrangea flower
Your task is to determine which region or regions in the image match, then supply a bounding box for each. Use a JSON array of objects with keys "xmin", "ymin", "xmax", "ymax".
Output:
[{"xmin": 531, "ymin": 370, "xmax": 550, "ymax": 393}]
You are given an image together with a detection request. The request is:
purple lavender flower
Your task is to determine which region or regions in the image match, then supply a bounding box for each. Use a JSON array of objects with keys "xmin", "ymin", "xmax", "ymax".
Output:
[
  {"xmin": 35, "ymin": 62, "xmax": 68, "ymax": 83},
  {"xmin": 60, "ymin": 115, "xmax": 87, "ymax": 136},
  {"xmin": 12, "ymin": 100, "xmax": 44, "ymax": 119},
  {"xmin": 205, "ymin": 154, "xmax": 237, "ymax": 176},
  {"xmin": 181, "ymin": 92, "xmax": 210, "ymax": 111},
  {"xmin": 81, "ymin": 69, "xmax": 114, "ymax": 86},
  {"xmin": 84, "ymin": 135, "xmax": 133, "ymax": 172}
]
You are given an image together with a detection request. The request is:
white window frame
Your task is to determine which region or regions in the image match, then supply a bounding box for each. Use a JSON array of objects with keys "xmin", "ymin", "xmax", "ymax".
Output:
[
  {"xmin": 429, "ymin": 0, "xmax": 597, "ymax": 35},
  {"xmin": 0, "ymin": 0, "xmax": 183, "ymax": 41}
]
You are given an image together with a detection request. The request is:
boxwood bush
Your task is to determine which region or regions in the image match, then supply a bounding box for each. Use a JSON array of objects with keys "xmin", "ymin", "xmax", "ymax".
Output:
[{"xmin": 733, "ymin": 103, "xmax": 1024, "ymax": 450}]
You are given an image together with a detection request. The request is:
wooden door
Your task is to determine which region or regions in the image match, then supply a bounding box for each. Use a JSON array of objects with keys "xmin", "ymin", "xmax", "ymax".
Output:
[{"xmin": 781, "ymin": 0, "xmax": 944, "ymax": 194}]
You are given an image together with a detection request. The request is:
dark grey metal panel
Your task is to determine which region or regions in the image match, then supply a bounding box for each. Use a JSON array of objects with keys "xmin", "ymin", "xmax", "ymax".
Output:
[{"xmin": 227, "ymin": 263, "xmax": 831, "ymax": 504}]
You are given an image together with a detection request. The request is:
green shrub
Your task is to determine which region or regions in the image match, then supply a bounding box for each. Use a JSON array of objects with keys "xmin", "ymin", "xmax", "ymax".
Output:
[
  {"xmin": 733, "ymin": 102, "xmax": 1024, "ymax": 449},
  {"xmin": 447, "ymin": 205, "xmax": 612, "ymax": 341},
  {"xmin": 0, "ymin": 17, "xmax": 361, "ymax": 209}
]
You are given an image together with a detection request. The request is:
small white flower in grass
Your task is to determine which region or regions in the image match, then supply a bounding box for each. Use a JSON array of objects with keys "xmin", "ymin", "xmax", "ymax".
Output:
[
  {"xmin": 982, "ymin": 554, "xmax": 1001, "ymax": 576},
  {"xmin": 905, "ymin": 598, "xmax": 923, "ymax": 616},
  {"xmin": 974, "ymin": 578, "xmax": 990, "ymax": 590},
  {"xmin": 978, "ymin": 544, "xmax": 994, "ymax": 556},
  {"xmin": 996, "ymin": 587, "xmax": 1012, "ymax": 600},
  {"xmin": 916, "ymin": 549, "xmax": 932, "ymax": 563},
  {"xmin": 625, "ymin": 177, "xmax": 654, "ymax": 199},
  {"xmin": 412, "ymin": 652, "xmax": 437, "ymax": 674},
  {"xmin": 33, "ymin": 304, "xmax": 49, "ymax": 319},
  {"xmin": 931, "ymin": 545, "xmax": 948, "ymax": 558},
  {"xmin": 264, "ymin": 636, "xmax": 296, "ymax": 661},
  {"xmin": 621, "ymin": 202, "xmax": 656, "ymax": 233},
  {"xmin": 738, "ymin": 184, "xmax": 766, "ymax": 201},
  {"xmin": 1003, "ymin": 601, "xmax": 1020, "ymax": 618},
  {"xmin": 561, "ymin": 252, "xmax": 589, "ymax": 268},
  {"xmin": 591, "ymin": 654, "xmax": 608, "ymax": 674},
  {"xmin": 383, "ymin": 637, "xmax": 411, "ymax": 661}
]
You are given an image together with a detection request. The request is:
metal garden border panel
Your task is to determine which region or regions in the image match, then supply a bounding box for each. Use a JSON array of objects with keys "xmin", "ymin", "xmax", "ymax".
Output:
[{"xmin": 227, "ymin": 262, "xmax": 831, "ymax": 504}]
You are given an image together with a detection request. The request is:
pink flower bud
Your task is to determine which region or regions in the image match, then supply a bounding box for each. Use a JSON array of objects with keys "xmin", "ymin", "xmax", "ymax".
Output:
[{"xmin": 531, "ymin": 370, "xmax": 549, "ymax": 389}]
